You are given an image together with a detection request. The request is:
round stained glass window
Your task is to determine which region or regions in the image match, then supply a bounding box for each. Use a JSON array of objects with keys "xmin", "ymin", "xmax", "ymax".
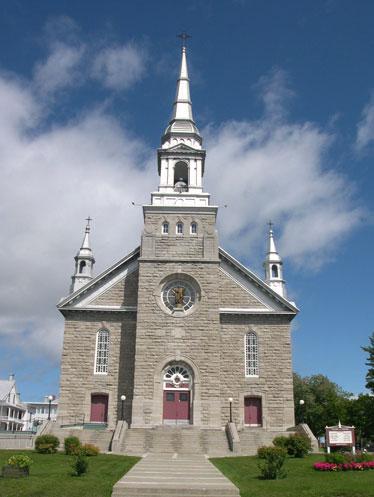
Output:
[{"xmin": 162, "ymin": 280, "xmax": 196, "ymax": 312}]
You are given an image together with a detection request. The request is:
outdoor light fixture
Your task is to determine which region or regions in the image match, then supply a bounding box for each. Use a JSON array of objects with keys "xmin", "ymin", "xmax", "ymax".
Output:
[
  {"xmin": 120, "ymin": 394, "xmax": 126, "ymax": 421},
  {"xmin": 228, "ymin": 397, "xmax": 233, "ymax": 423},
  {"xmin": 299, "ymin": 399, "xmax": 305, "ymax": 423},
  {"xmin": 47, "ymin": 395, "xmax": 54, "ymax": 421}
]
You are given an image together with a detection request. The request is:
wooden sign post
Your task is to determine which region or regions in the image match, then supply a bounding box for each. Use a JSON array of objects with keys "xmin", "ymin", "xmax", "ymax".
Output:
[{"xmin": 325, "ymin": 421, "xmax": 356, "ymax": 454}]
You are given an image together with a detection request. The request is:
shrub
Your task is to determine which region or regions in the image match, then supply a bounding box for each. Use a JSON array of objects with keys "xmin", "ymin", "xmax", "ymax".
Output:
[
  {"xmin": 72, "ymin": 453, "xmax": 88, "ymax": 476},
  {"xmin": 64, "ymin": 436, "xmax": 81, "ymax": 455},
  {"xmin": 81, "ymin": 443, "xmax": 100, "ymax": 456},
  {"xmin": 7, "ymin": 455, "xmax": 33, "ymax": 471},
  {"xmin": 356, "ymin": 451, "xmax": 373, "ymax": 462},
  {"xmin": 35, "ymin": 434, "xmax": 60, "ymax": 454},
  {"xmin": 257, "ymin": 445, "xmax": 287, "ymax": 480},
  {"xmin": 286, "ymin": 434, "xmax": 311, "ymax": 458},
  {"xmin": 325, "ymin": 452, "xmax": 347, "ymax": 464},
  {"xmin": 272, "ymin": 436, "xmax": 289, "ymax": 450}
]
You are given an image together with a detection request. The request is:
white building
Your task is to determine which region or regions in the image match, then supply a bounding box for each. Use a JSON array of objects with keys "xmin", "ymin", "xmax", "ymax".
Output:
[
  {"xmin": 23, "ymin": 396, "xmax": 58, "ymax": 431},
  {"xmin": 0, "ymin": 374, "xmax": 26, "ymax": 431}
]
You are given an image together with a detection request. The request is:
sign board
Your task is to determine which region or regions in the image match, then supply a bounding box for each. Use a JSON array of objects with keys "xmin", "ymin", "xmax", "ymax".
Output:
[{"xmin": 325, "ymin": 425, "xmax": 355, "ymax": 450}]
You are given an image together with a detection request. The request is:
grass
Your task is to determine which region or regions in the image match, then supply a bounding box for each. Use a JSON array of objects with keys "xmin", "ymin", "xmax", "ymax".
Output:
[
  {"xmin": 0, "ymin": 450, "xmax": 140, "ymax": 497},
  {"xmin": 211, "ymin": 454, "xmax": 374, "ymax": 497}
]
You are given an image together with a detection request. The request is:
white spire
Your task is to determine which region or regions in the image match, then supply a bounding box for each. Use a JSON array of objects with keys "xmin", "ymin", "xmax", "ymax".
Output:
[
  {"xmin": 263, "ymin": 222, "xmax": 286, "ymax": 298},
  {"xmin": 162, "ymin": 43, "xmax": 200, "ymax": 140},
  {"xmin": 171, "ymin": 46, "xmax": 193, "ymax": 122},
  {"xmin": 70, "ymin": 217, "xmax": 95, "ymax": 293}
]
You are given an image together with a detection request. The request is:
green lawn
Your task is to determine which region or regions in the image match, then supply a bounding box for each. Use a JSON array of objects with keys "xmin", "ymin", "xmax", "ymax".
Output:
[
  {"xmin": 0, "ymin": 450, "xmax": 140, "ymax": 497},
  {"xmin": 211, "ymin": 454, "xmax": 374, "ymax": 497}
]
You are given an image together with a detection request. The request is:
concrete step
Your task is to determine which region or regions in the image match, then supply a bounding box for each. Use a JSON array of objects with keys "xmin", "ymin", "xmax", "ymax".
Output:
[{"xmin": 111, "ymin": 454, "xmax": 239, "ymax": 497}]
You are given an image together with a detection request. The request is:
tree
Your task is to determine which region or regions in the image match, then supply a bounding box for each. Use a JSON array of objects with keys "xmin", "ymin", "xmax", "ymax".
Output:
[
  {"xmin": 362, "ymin": 332, "xmax": 374, "ymax": 394},
  {"xmin": 293, "ymin": 373, "xmax": 351, "ymax": 436},
  {"xmin": 345, "ymin": 394, "xmax": 374, "ymax": 444}
]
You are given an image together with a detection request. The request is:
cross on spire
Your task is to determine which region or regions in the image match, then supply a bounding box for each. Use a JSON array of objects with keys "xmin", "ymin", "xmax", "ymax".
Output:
[
  {"xmin": 85, "ymin": 216, "xmax": 92, "ymax": 232},
  {"xmin": 177, "ymin": 32, "xmax": 191, "ymax": 48},
  {"xmin": 268, "ymin": 220, "xmax": 273, "ymax": 231}
]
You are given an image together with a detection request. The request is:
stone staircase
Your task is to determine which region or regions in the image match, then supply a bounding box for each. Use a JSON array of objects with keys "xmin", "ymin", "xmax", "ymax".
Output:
[
  {"xmin": 47, "ymin": 424, "xmax": 114, "ymax": 452},
  {"xmin": 120, "ymin": 426, "xmax": 232, "ymax": 456}
]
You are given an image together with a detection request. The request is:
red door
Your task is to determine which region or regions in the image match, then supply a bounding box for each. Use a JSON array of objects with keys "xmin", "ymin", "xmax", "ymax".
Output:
[
  {"xmin": 90, "ymin": 394, "xmax": 108, "ymax": 422},
  {"xmin": 163, "ymin": 391, "xmax": 190, "ymax": 421},
  {"xmin": 244, "ymin": 397, "xmax": 262, "ymax": 426}
]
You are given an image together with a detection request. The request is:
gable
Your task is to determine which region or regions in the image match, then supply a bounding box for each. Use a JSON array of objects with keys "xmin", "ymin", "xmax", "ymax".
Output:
[
  {"xmin": 89, "ymin": 268, "xmax": 139, "ymax": 307},
  {"xmin": 219, "ymin": 248, "xmax": 298, "ymax": 315},
  {"xmin": 58, "ymin": 247, "xmax": 139, "ymax": 311},
  {"xmin": 219, "ymin": 269, "xmax": 268, "ymax": 309}
]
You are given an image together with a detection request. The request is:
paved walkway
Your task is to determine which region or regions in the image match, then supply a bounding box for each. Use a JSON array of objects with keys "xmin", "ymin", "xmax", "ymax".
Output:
[{"xmin": 112, "ymin": 453, "xmax": 240, "ymax": 497}]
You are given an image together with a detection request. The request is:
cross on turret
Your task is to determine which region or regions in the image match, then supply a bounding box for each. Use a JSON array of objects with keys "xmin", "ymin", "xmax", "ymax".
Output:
[{"xmin": 177, "ymin": 32, "xmax": 191, "ymax": 48}]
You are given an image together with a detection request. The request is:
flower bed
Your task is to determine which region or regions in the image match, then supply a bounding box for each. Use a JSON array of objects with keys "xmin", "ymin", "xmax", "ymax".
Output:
[{"xmin": 314, "ymin": 461, "xmax": 374, "ymax": 472}]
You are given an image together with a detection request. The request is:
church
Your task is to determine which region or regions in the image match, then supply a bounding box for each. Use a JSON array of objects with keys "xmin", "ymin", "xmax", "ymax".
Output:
[{"xmin": 56, "ymin": 44, "xmax": 299, "ymax": 454}]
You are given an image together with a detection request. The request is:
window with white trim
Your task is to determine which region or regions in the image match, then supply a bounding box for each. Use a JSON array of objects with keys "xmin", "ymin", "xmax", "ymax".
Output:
[
  {"xmin": 162, "ymin": 222, "xmax": 169, "ymax": 235},
  {"xmin": 95, "ymin": 329, "xmax": 109, "ymax": 374},
  {"xmin": 176, "ymin": 222, "xmax": 183, "ymax": 235},
  {"xmin": 190, "ymin": 222, "xmax": 197, "ymax": 234},
  {"xmin": 245, "ymin": 331, "xmax": 259, "ymax": 376}
]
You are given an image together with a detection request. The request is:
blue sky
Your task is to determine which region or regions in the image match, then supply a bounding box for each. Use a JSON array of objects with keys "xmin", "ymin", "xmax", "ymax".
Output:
[{"xmin": 0, "ymin": 0, "xmax": 373, "ymax": 401}]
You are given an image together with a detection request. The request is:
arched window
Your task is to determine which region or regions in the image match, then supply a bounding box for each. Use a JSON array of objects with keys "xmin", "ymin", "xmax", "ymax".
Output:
[
  {"xmin": 162, "ymin": 222, "xmax": 169, "ymax": 235},
  {"xmin": 271, "ymin": 264, "xmax": 278, "ymax": 278},
  {"xmin": 190, "ymin": 222, "xmax": 197, "ymax": 235},
  {"xmin": 95, "ymin": 329, "xmax": 109, "ymax": 374},
  {"xmin": 174, "ymin": 161, "xmax": 188, "ymax": 187},
  {"xmin": 245, "ymin": 332, "xmax": 259, "ymax": 376},
  {"xmin": 176, "ymin": 222, "xmax": 183, "ymax": 235},
  {"xmin": 79, "ymin": 260, "xmax": 86, "ymax": 273}
]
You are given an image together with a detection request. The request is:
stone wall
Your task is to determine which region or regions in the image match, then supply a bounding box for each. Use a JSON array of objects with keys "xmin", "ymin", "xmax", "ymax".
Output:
[
  {"xmin": 219, "ymin": 313, "xmax": 295, "ymax": 430},
  {"xmin": 58, "ymin": 311, "xmax": 136, "ymax": 429}
]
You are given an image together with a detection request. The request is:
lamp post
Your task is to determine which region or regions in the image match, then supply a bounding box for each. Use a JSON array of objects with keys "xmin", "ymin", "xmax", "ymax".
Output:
[
  {"xmin": 47, "ymin": 395, "xmax": 54, "ymax": 421},
  {"xmin": 299, "ymin": 399, "xmax": 305, "ymax": 424},
  {"xmin": 120, "ymin": 395, "xmax": 126, "ymax": 421},
  {"xmin": 228, "ymin": 397, "xmax": 233, "ymax": 423}
]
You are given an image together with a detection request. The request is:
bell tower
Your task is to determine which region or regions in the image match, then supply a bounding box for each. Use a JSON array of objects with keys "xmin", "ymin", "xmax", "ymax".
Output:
[{"xmin": 151, "ymin": 44, "xmax": 209, "ymax": 208}]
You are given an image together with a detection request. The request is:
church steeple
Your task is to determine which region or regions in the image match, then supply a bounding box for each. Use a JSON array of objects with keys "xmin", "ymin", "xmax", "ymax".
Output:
[
  {"xmin": 70, "ymin": 218, "xmax": 95, "ymax": 294},
  {"xmin": 263, "ymin": 223, "xmax": 286, "ymax": 298},
  {"xmin": 152, "ymin": 42, "xmax": 209, "ymax": 208}
]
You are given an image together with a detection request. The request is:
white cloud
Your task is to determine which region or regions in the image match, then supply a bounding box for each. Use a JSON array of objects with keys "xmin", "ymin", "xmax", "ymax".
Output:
[
  {"xmin": 356, "ymin": 93, "xmax": 374, "ymax": 152},
  {"xmin": 205, "ymin": 70, "xmax": 362, "ymax": 268},
  {"xmin": 33, "ymin": 42, "xmax": 85, "ymax": 95},
  {"xmin": 92, "ymin": 44, "xmax": 147, "ymax": 91}
]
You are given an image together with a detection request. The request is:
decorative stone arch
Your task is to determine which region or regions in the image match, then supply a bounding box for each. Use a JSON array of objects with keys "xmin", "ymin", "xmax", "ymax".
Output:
[{"xmin": 152, "ymin": 354, "xmax": 202, "ymax": 426}]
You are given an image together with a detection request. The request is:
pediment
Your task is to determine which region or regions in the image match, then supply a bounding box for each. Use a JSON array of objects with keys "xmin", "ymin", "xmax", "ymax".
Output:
[
  {"xmin": 167, "ymin": 143, "xmax": 197, "ymax": 153},
  {"xmin": 58, "ymin": 247, "xmax": 140, "ymax": 312},
  {"xmin": 219, "ymin": 248, "xmax": 298, "ymax": 315}
]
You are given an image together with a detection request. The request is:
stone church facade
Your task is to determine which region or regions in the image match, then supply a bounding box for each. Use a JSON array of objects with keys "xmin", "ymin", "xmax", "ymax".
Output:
[{"xmin": 57, "ymin": 46, "xmax": 298, "ymax": 444}]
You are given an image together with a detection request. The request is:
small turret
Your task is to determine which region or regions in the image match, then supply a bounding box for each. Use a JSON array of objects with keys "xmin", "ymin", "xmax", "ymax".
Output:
[
  {"xmin": 263, "ymin": 222, "xmax": 286, "ymax": 298},
  {"xmin": 70, "ymin": 217, "xmax": 95, "ymax": 293}
]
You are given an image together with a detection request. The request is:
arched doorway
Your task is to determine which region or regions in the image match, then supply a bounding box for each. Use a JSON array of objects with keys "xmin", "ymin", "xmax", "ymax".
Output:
[{"xmin": 162, "ymin": 363, "xmax": 192, "ymax": 425}]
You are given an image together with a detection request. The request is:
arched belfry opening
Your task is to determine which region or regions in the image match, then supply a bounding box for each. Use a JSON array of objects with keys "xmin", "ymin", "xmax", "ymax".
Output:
[
  {"xmin": 162, "ymin": 362, "xmax": 193, "ymax": 425},
  {"xmin": 174, "ymin": 161, "xmax": 188, "ymax": 190}
]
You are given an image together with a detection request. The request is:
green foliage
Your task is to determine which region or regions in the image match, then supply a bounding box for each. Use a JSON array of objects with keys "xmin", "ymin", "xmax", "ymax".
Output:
[
  {"xmin": 273, "ymin": 434, "xmax": 311, "ymax": 458},
  {"xmin": 325, "ymin": 451, "xmax": 374, "ymax": 464},
  {"xmin": 81, "ymin": 444, "xmax": 100, "ymax": 456},
  {"xmin": 325, "ymin": 452, "xmax": 346, "ymax": 464},
  {"xmin": 286, "ymin": 434, "xmax": 311, "ymax": 458},
  {"xmin": 7, "ymin": 455, "xmax": 33, "ymax": 470},
  {"xmin": 35, "ymin": 435, "xmax": 60, "ymax": 454},
  {"xmin": 293, "ymin": 373, "xmax": 351, "ymax": 436},
  {"xmin": 257, "ymin": 445, "xmax": 287, "ymax": 479},
  {"xmin": 64, "ymin": 436, "xmax": 81, "ymax": 455},
  {"xmin": 362, "ymin": 332, "xmax": 374, "ymax": 394},
  {"xmin": 345, "ymin": 394, "xmax": 374, "ymax": 443},
  {"xmin": 272, "ymin": 435, "xmax": 289, "ymax": 449},
  {"xmin": 72, "ymin": 453, "xmax": 88, "ymax": 476}
]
